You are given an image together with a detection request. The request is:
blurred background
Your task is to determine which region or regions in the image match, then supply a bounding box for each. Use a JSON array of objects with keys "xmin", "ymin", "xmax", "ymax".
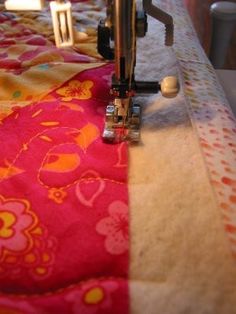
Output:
[{"xmin": 184, "ymin": 0, "xmax": 236, "ymax": 69}]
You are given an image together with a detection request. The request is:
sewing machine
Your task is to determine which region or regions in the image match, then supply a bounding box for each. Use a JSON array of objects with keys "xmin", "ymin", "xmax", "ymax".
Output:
[{"xmin": 4, "ymin": 0, "xmax": 179, "ymax": 142}]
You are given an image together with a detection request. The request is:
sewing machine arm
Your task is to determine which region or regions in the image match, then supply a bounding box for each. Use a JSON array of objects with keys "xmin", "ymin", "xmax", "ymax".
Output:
[{"xmin": 98, "ymin": 0, "xmax": 179, "ymax": 142}]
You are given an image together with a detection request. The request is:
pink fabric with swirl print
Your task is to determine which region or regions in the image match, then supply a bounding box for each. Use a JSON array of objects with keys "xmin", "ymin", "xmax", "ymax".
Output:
[{"xmin": 0, "ymin": 6, "xmax": 129, "ymax": 311}]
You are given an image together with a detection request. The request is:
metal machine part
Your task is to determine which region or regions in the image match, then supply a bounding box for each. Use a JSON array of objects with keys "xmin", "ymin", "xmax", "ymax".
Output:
[
  {"xmin": 50, "ymin": 0, "xmax": 74, "ymax": 48},
  {"xmin": 103, "ymin": 99, "xmax": 141, "ymax": 142},
  {"xmin": 98, "ymin": 0, "xmax": 179, "ymax": 143},
  {"xmin": 5, "ymin": 0, "xmax": 75, "ymax": 48}
]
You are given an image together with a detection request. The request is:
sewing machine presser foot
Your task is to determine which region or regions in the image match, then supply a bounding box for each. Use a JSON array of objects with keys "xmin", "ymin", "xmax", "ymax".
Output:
[{"xmin": 102, "ymin": 101, "xmax": 141, "ymax": 143}]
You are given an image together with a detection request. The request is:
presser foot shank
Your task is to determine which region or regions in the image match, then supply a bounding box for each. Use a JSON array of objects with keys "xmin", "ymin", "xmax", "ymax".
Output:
[{"xmin": 102, "ymin": 99, "xmax": 141, "ymax": 143}]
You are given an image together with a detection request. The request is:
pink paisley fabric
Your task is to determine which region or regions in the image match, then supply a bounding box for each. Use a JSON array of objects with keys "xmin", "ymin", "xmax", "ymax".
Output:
[{"xmin": 0, "ymin": 2, "xmax": 129, "ymax": 313}]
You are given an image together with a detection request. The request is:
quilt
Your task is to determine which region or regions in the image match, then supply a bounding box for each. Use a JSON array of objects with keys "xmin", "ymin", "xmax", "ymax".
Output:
[{"xmin": 0, "ymin": 0, "xmax": 236, "ymax": 313}]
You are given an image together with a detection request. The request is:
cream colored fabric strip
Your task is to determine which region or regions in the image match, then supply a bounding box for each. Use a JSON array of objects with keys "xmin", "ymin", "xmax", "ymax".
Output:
[{"xmin": 129, "ymin": 0, "xmax": 236, "ymax": 313}]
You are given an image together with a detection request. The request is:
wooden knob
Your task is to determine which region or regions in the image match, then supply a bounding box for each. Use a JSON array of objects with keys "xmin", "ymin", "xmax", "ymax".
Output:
[{"xmin": 161, "ymin": 76, "xmax": 179, "ymax": 98}]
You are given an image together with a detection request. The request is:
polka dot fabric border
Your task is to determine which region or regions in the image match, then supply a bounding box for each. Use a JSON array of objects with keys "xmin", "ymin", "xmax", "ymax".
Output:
[{"xmin": 160, "ymin": 0, "xmax": 236, "ymax": 256}]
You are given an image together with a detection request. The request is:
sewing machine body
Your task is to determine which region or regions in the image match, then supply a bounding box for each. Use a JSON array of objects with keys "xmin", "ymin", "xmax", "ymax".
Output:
[
  {"xmin": 98, "ymin": 0, "xmax": 141, "ymax": 141},
  {"xmin": 4, "ymin": 0, "xmax": 179, "ymax": 142}
]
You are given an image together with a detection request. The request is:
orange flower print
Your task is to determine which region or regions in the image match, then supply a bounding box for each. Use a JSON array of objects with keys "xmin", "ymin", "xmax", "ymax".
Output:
[
  {"xmin": 96, "ymin": 201, "xmax": 128, "ymax": 255},
  {"xmin": 0, "ymin": 195, "xmax": 38, "ymax": 260},
  {"xmin": 66, "ymin": 279, "xmax": 118, "ymax": 314},
  {"xmin": 0, "ymin": 211, "xmax": 16, "ymax": 239},
  {"xmin": 56, "ymin": 80, "xmax": 94, "ymax": 101},
  {"xmin": 48, "ymin": 187, "xmax": 67, "ymax": 204}
]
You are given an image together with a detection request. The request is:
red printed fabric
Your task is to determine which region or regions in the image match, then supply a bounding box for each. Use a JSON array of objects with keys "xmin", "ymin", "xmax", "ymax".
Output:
[{"xmin": 0, "ymin": 5, "xmax": 129, "ymax": 314}]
